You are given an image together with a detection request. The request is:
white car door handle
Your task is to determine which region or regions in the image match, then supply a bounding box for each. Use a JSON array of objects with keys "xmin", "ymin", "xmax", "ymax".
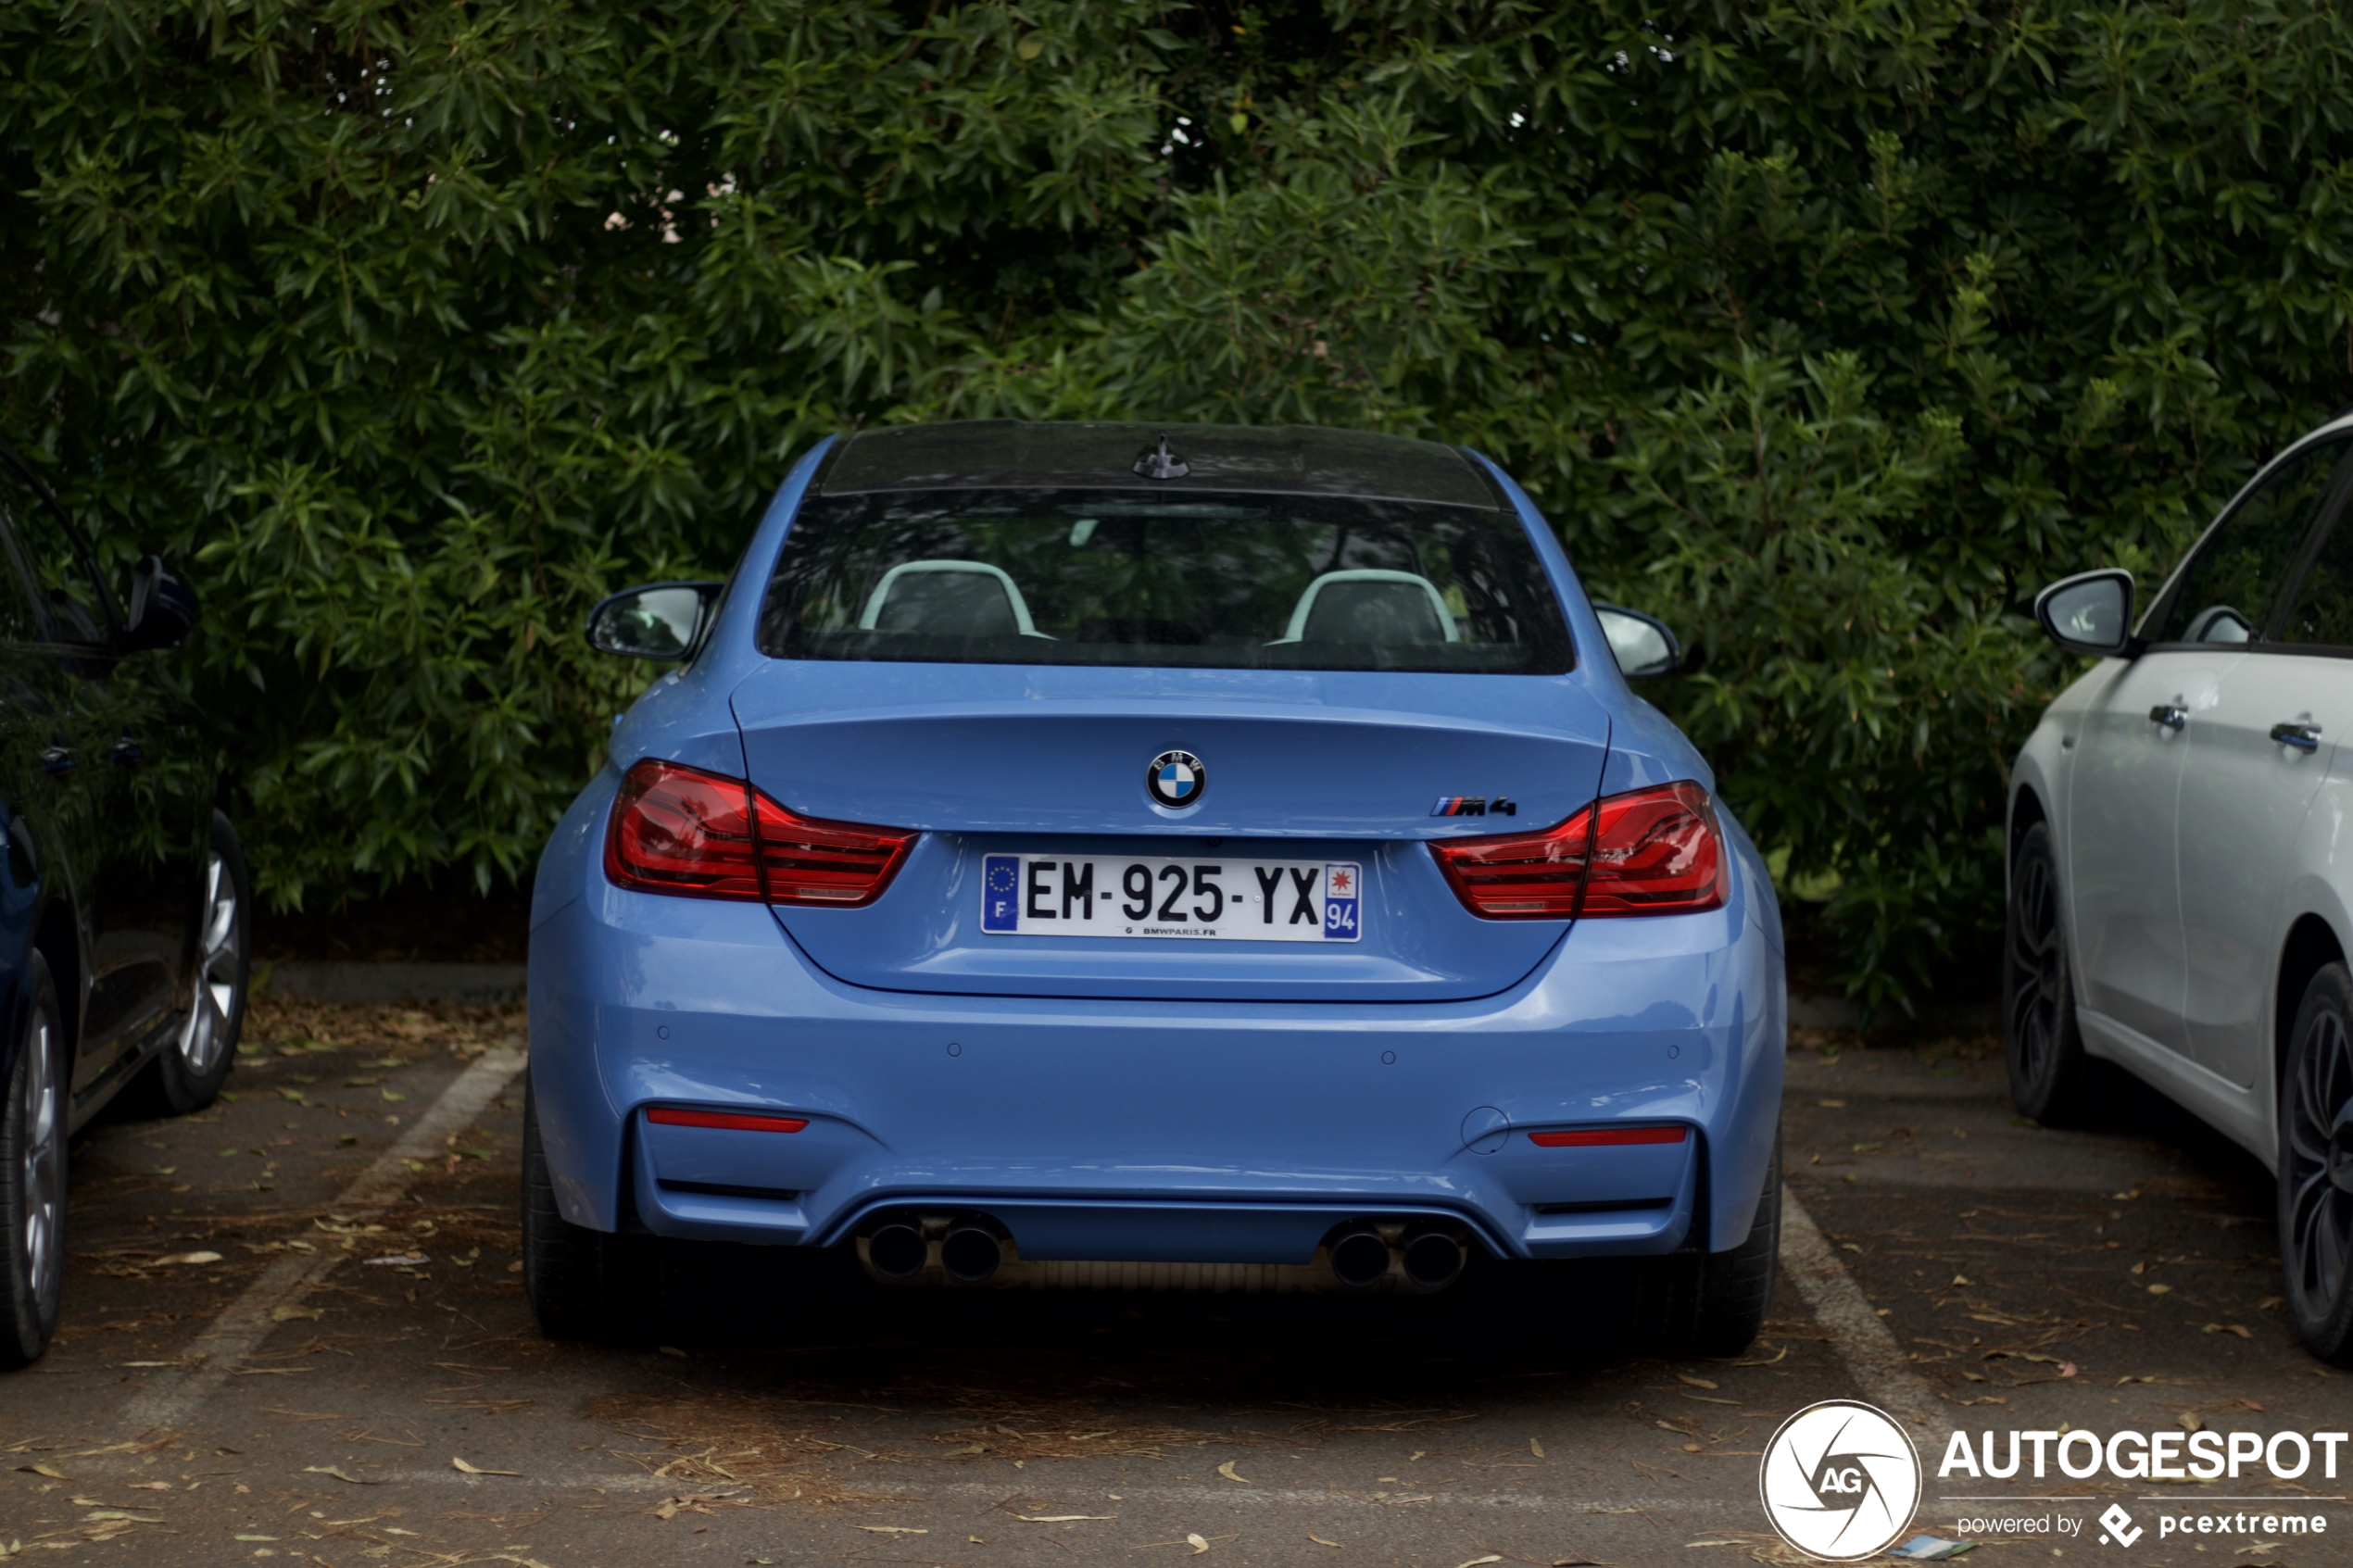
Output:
[
  {"xmin": 2271, "ymin": 721, "xmax": 2322, "ymax": 752},
  {"xmin": 2149, "ymin": 704, "xmax": 2188, "ymax": 730}
]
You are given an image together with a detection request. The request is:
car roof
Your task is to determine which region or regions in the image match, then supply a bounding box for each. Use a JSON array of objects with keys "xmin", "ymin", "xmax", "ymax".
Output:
[{"xmin": 815, "ymin": 420, "xmax": 1503, "ymax": 509}]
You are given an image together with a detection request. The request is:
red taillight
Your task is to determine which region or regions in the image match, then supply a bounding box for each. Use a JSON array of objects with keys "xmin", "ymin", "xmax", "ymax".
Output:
[
  {"xmin": 604, "ymin": 759, "xmax": 916, "ymax": 908},
  {"xmin": 1528, "ymin": 1124, "xmax": 1688, "ymax": 1148},
  {"xmin": 1428, "ymin": 781, "xmax": 1725, "ymax": 920},
  {"xmin": 646, "ymin": 1107, "xmax": 809, "ymax": 1134}
]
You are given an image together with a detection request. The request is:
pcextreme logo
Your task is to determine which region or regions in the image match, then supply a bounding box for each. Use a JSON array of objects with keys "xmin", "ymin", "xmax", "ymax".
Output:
[{"xmin": 1758, "ymin": 1399, "xmax": 1922, "ymax": 1562}]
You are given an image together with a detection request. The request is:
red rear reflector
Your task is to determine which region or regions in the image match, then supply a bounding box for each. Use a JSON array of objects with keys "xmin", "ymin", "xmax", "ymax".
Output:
[
  {"xmin": 1528, "ymin": 1125, "xmax": 1688, "ymax": 1148},
  {"xmin": 1428, "ymin": 781, "xmax": 1725, "ymax": 920},
  {"xmin": 604, "ymin": 758, "xmax": 916, "ymax": 907},
  {"xmin": 646, "ymin": 1107, "xmax": 810, "ymax": 1134}
]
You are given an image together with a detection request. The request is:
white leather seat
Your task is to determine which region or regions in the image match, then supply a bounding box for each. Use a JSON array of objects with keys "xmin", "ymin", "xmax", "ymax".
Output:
[
  {"xmin": 857, "ymin": 560, "xmax": 1049, "ymax": 638},
  {"xmin": 1270, "ymin": 570, "xmax": 1460, "ymax": 645}
]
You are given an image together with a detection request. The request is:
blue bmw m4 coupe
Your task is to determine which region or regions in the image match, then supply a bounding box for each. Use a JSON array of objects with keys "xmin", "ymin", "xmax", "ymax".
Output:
[{"xmin": 523, "ymin": 421, "xmax": 1786, "ymax": 1353}]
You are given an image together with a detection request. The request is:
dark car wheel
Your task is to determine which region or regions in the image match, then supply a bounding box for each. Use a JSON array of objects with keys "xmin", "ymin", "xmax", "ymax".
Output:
[
  {"xmin": 0, "ymin": 953, "xmax": 67, "ymax": 1368},
  {"xmin": 1644, "ymin": 1129, "xmax": 1781, "ymax": 1357},
  {"xmin": 522, "ymin": 1078, "xmax": 657, "ymax": 1342},
  {"xmin": 2279, "ymin": 962, "xmax": 2353, "ymax": 1363},
  {"xmin": 2006, "ymin": 820, "xmax": 2093, "ymax": 1124},
  {"xmin": 1689, "ymin": 1129, "xmax": 1781, "ymax": 1355},
  {"xmin": 137, "ymin": 810, "xmax": 251, "ymax": 1117}
]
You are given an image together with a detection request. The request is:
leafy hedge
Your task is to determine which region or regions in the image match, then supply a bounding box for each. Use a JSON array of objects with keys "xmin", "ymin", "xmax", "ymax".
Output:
[{"xmin": 6, "ymin": 1, "xmax": 2353, "ymax": 998}]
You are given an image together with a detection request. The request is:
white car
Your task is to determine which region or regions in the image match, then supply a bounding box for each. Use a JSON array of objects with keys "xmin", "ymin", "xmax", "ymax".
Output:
[{"xmin": 2013, "ymin": 412, "xmax": 2353, "ymax": 1362}]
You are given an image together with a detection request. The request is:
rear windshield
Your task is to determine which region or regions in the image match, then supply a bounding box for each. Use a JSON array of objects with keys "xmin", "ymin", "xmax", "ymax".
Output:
[{"xmin": 755, "ymin": 488, "xmax": 1575, "ymax": 673}]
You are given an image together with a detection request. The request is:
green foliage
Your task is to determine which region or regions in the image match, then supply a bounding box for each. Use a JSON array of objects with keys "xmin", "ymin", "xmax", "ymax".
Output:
[{"xmin": 6, "ymin": 1, "xmax": 2353, "ymax": 999}]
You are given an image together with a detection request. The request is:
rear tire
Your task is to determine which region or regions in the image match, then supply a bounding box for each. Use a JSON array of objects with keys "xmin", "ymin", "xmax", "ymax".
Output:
[
  {"xmin": 2278, "ymin": 963, "xmax": 2353, "ymax": 1364},
  {"xmin": 522, "ymin": 1077, "xmax": 656, "ymax": 1342},
  {"xmin": 2005, "ymin": 820, "xmax": 2093, "ymax": 1125},
  {"xmin": 1647, "ymin": 1130, "xmax": 1781, "ymax": 1357},
  {"xmin": 0, "ymin": 955, "xmax": 68, "ymax": 1368}
]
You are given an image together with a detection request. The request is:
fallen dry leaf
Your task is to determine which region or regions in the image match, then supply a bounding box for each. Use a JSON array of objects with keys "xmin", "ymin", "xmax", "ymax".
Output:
[
  {"xmin": 1674, "ymin": 1374, "xmax": 1718, "ymax": 1390},
  {"xmin": 1215, "ymin": 1461, "xmax": 1251, "ymax": 1485},
  {"xmin": 300, "ymin": 1467, "xmax": 375, "ymax": 1486},
  {"xmin": 1017, "ymin": 1514, "xmax": 1114, "ymax": 1523},
  {"xmin": 2178, "ymin": 1412, "xmax": 2204, "ymax": 1433},
  {"xmin": 1309, "ymin": 1536, "xmax": 1340, "ymax": 1549},
  {"xmin": 1529, "ymin": 1437, "xmax": 1546, "ymax": 1458},
  {"xmin": 2146, "ymin": 1283, "xmax": 2173, "ymax": 1295},
  {"xmin": 1455, "ymin": 1558, "xmax": 1504, "ymax": 1568},
  {"xmin": 270, "ymin": 1305, "xmax": 323, "ymax": 1323},
  {"xmin": 15, "ymin": 1465, "xmax": 65, "ymax": 1480},
  {"xmin": 451, "ymin": 1457, "xmax": 522, "ymax": 1476},
  {"xmin": 160, "ymin": 1251, "xmax": 220, "ymax": 1265},
  {"xmin": 1188, "ymin": 1535, "xmax": 1212, "ymax": 1556}
]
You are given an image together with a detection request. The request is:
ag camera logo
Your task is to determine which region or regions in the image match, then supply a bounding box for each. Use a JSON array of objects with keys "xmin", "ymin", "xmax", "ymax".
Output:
[{"xmin": 1759, "ymin": 1399, "xmax": 1921, "ymax": 1561}]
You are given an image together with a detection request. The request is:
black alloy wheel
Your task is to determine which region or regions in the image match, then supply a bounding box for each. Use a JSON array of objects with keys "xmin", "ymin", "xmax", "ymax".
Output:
[
  {"xmin": 2279, "ymin": 962, "xmax": 2353, "ymax": 1363},
  {"xmin": 521, "ymin": 1078, "xmax": 659, "ymax": 1342},
  {"xmin": 2005, "ymin": 821, "xmax": 2092, "ymax": 1123},
  {"xmin": 0, "ymin": 953, "xmax": 67, "ymax": 1368}
]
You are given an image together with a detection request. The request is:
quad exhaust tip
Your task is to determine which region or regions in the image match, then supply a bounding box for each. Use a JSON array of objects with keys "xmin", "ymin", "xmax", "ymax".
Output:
[
  {"xmin": 858, "ymin": 1211, "xmax": 1472, "ymax": 1293},
  {"xmin": 940, "ymin": 1223, "xmax": 1004, "ymax": 1283},
  {"xmin": 1403, "ymin": 1229, "xmax": 1466, "ymax": 1290},
  {"xmin": 1329, "ymin": 1229, "xmax": 1393, "ymax": 1287},
  {"xmin": 866, "ymin": 1220, "xmax": 927, "ymax": 1279}
]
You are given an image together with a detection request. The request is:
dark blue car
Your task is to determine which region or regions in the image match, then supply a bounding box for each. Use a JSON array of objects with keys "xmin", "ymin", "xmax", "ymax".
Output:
[
  {"xmin": 524, "ymin": 421, "xmax": 1784, "ymax": 1349},
  {"xmin": 0, "ymin": 444, "xmax": 249, "ymax": 1368}
]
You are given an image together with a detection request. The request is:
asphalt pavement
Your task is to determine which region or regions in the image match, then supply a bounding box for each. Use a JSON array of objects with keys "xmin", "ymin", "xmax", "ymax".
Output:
[{"xmin": 5, "ymin": 999, "xmax": 2349, "ymax": 1567}]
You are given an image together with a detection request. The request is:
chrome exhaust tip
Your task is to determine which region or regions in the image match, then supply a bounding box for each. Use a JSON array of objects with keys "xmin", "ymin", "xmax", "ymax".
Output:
[{"xmin": 1329, "ymin": 1229, "xmax": 1392, "ymax": 1287}]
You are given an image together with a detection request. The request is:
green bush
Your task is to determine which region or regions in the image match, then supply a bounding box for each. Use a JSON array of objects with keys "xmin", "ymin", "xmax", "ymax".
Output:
[{"xmin": 6, "ymin": 1, "xmax": 2352, "ymax": 999}]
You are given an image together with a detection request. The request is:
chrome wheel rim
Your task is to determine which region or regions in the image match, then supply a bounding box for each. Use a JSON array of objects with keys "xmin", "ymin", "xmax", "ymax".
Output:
[
  {"xmin": 2286, "ymin": 1005, "xmax": 2353, "ymax": 1321},
  {"xmin": 2007, "ymin": 847, "xmax": 2062, "ymax": 1086},
  {"xmin": 176, "ymin": 851, "xmax": 240, "ymax": 1076},
  {"xmin": 19, "ymin": 1009, "xmax": 60, "ymax": 1311}
]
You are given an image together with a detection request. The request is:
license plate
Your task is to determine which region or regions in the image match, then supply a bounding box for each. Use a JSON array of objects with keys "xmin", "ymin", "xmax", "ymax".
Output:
[{"xmin": 979, "ymin": 854, "xmax": 1362, "ymax": 942}]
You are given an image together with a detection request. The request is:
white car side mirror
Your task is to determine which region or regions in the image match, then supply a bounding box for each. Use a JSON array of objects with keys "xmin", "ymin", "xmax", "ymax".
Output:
[{"xmin": 2034, "ymin": 569, "xmax": 2136, "ymax": 659}]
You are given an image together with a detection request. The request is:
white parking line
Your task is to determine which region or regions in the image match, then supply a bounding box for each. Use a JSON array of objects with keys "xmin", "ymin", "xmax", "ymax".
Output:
[
  {"xmin": 115, "ymin": 1047, "xmax": 528, "ymax": 1436},
  {"xmin": 1779, "ymin": 1189, "xmax": 1946, "ymax": 1439},
  {"xmin": 285, "ymin": 1470, "xmax": 1766, "ymax": 1515}
]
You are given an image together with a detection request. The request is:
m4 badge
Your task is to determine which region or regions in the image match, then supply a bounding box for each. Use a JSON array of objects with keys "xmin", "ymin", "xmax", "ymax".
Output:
[{"xmin": 1430, "ymin": 796, "xmax": 1516, "ymax": 818}]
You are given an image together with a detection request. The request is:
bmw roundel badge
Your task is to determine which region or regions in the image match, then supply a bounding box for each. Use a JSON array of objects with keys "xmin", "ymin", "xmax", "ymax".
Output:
[{"xmin": 1146, "ymin": 749, "xmax": 1206, "ymax": 809}]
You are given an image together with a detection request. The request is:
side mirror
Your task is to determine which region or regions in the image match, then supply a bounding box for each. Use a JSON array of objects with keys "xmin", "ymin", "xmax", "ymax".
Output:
[
  {"xmin": 2033, "ymin": 569, "xmax": 2136, "ymax": 659},
  {"xmin": 118, "ymin": 555, "xmax": 197, "ymax": 652},
  {"xmin": 585, "ymin": 581, "xmax": 723, "ymax": 660},
  {"xmin": 1592, "ymin": 604, "xmax": 1682, "ymax": 679}
]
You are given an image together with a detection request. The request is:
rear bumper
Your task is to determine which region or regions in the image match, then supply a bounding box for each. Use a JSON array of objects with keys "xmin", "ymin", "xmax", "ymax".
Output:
[{"xmin": 527, "ymin": 785, "xmax": 1785, "ymax": 1263}]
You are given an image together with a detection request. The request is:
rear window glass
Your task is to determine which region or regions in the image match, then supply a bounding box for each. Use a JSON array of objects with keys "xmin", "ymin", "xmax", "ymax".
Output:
[{"xmin": 754, "ymin": 489, "xmax": 1575, "ymax": 673}]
